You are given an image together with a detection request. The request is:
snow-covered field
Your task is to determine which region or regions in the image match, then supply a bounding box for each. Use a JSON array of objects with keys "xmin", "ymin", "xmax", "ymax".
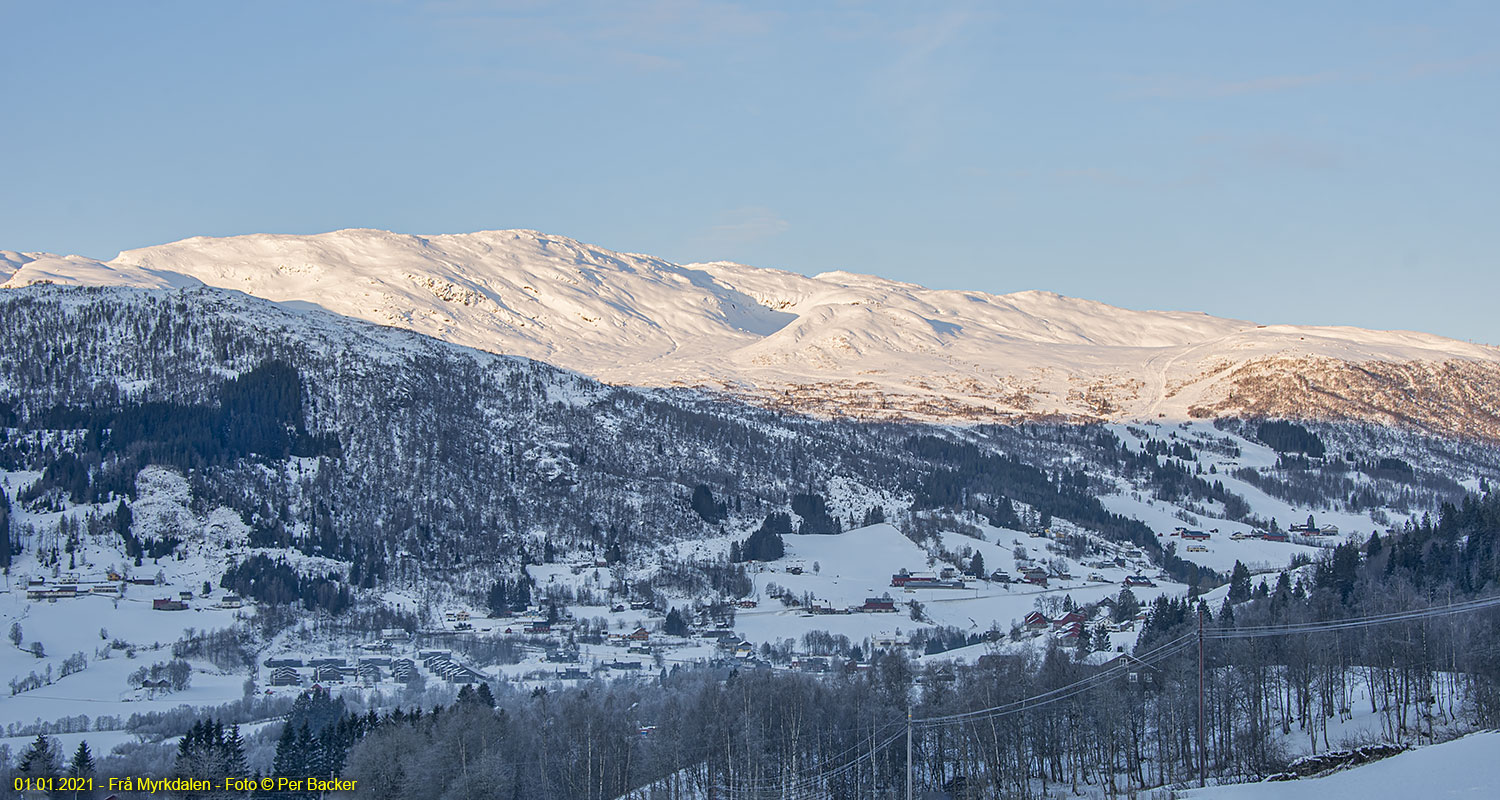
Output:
[
  {"xmin": 733, "ymin": 523, "xmax": 1168, "ymax": 650},
  {"xmin": 1, "ymin": 468, "xmax": 255, "ymax": 742}
]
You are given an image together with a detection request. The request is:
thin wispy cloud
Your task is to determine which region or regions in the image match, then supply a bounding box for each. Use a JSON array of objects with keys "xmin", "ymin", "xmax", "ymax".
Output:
[
  {"xmin": 1239, "ymin": 136, "xmax": 1343, "ymax": 172},
  {"xmin": 684, "ymin": 206, "xmax": 790, "ymax": 259},
  {"xmin": 870, "ymin": 6, "xmax": 977, "ymax": 157},
  {"xmin": 1053, "ymin": 167, "xmax": 1141, "ymax": 187},
  {"xmin": 1120, "ymin": 48, "xmax": 1496, "ymax": 101},
  {"xmin": 706, "ymin": 206, "xmax": 790, "ymax": 245},
  {"xmin": 1405, "ymin": 51, "xmax": 1500, "ymax": 78},
  {"xmin": 423, "ymin": 0, "xmax": 774, "ymax": 49},
  {"xmin": 420, "ymin": 0, "xmax": 777, "ymax": 83},
  {"xmin": 1181, "ymin": 132, "xmax": 1346, "ymax": 182},
  {"xmin": 1122, "ymin": 70, "xmax": 1345, "ymax": 100}
]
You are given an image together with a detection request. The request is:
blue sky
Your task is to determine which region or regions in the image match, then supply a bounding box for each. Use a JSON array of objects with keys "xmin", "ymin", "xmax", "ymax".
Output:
[{"xmin": 2, "ymin": 1, "xmax": 1496, "ymax": 342}]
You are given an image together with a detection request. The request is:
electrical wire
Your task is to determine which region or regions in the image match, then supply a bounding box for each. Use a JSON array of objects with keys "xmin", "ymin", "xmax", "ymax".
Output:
[
  {"xmin": 712, "ymin": 730, "xmax": 906, "ymax": 797},
  {"xmin": 661, "ymin": 594, "xmax": 1500, "ymax": 795},
  {"xmin": 913, "ymin": 632, "xmax": 1197, "ymax": 726},
  {"xmin": 1205, "ymin": 593, "xmax": 1500, "ymax": 639}
]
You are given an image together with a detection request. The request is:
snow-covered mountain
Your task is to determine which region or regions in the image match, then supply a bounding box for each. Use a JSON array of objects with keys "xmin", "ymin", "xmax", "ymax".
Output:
[{"xmin": 8, "ymin": 229, "xmax": 1500, "ymax": 437}]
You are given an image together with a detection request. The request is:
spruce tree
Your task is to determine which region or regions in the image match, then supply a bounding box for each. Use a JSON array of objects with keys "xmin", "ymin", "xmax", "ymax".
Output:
[
  {"xmin": 68, "ymin": 740, "xmax": 94, "ymax": 779},
  {"xmin": 1112, "ymin": 588, "xmax": 1140, "ymax": 623},
  {"xmin": 1228, "ymin": 561, "xmax": 1252, "ymax": 604},
  {"xmin": 17, "ymin": 734, "xmax": 59, "ymax": 777},
  {"xmin": 225, "ymin": 724, "xmax": 247, "ymax": 776},
  {"xmin": 311, "ymin": 727, "xmax": 335, "ymax": 778},
  {"xmin": 0, "ymin": 486, "xmax": 11, "ymax": 571},
  {"xmin": 272, "ymin": 723, "xmax": 301, "ymax": 780},
  {"xmin": 296, "ymin": 722, "xmax": 318, "ymax": 778},
  {"xmin": 177, "ymin": 720, "xmax": 200, "ymax": 766}
]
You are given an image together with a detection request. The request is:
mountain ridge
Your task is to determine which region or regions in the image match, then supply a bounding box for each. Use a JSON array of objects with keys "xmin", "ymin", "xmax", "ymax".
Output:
[{"xmin": 6, "ymin": 228, "xmax": 1500, "ymax": 437}]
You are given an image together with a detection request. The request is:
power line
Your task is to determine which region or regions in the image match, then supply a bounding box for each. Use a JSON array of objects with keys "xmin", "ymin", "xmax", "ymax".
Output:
[
  {"xmin": 1206, "ymin": 593, "xmax": 1500, "ymax": 640},
  {"xmin": 710, "ymin": 634, "xmax": 1200, "ymax": 796},
  {"xmin": 712, "ymin": 730, "xmax": 906, "ymax": 797},
  {"xmin": 676, "ymin": 593, "xmax": 1500, "ymax": 796},
  {"xmin": 914, "ymin": 594, "xmax": 1500, "ymax": 731},
  {"xmin": 913, "ymin": 632, "xmax": 1197, "ymax": 726}
]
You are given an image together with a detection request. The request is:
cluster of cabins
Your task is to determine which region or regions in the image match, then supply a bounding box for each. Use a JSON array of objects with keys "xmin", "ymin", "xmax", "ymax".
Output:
[
  {"xmin": 421, "ymin": 650, "xmax": 487, "ymax": 683},
  {"xmin": 1024, "ymin": 608, "xmax": 1142, "ymax": 645},
  {"xmin": 153, "ymin": 591, "xmax": 242, "ymax": 610},
  {"xmin": 26, "ymin": 578, "xmax": 123, "ymax": 600},
  {"xmin": 266, "ymin": 656, "xmax": 402, "ymax": 687},
  {"xmin": 606, "ymin": 627, "xmax": 652, "ymax": 647},
  {"xmin": 693, "ymin": 636, "xmax": 844, "ymax": 672},
  {"xmin": 892, "ymin": 563, "xmax": 1088, "ymax": 591},
  {"xmin": 1175, "ymin": 522, "xmax": 1340, "ymax": 545},
  {"xmin": 1285, "ymin": 521, "xmax": 1340, "ymax": 539},
  {"xmin": 796, "ymin": 596, "xmax": 902, "ymax": 615},
  {"xmin": 265, "ymin": 651, "xmax": 484, "ymax": 688},
  {"xmin": 708, "ymin": 632, "xmax": 758, "ymax": 660},
  {"xmin": 891, "ymin": 569, "xmax": 967, "ymax": 590},
  {"xmin": 1014, "ymin": 566, "xmax": 1065, "ymax": 587},
  {"xmin": 23, "ymin": 571, "xmax": 145, "ymax": 601},
  {"xmin": 22, "ymin": 573, "xmax": 242, "ymax": 610}
]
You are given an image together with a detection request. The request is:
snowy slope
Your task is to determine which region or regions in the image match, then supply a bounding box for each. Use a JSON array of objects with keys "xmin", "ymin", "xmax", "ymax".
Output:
[
  {"xmin": 7, "ymin": 229, "xmax": 1500, "ymax": 435},
  {"xmin": 1181, "ymin": 731, "xmax": 1500, "ymax": 799}
]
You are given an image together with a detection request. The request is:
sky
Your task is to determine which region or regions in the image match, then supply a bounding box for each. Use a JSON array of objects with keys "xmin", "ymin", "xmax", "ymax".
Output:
[{"xmin": 2, "ymin": 1, "xmax": 1497, "ymax": 342}]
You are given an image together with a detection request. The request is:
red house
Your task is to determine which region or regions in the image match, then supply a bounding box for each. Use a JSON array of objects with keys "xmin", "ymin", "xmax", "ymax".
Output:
[
  {"xmin": 1024, "ymin": 611, "xmax": 1050, "ymax": 632},
  {"xmin": 862, "ymin": 597, "xmax": 896, "ymax": 612},
  {"xmin": 1053, "ymin": 612, "xmax": 1086, "ymax": 629}
]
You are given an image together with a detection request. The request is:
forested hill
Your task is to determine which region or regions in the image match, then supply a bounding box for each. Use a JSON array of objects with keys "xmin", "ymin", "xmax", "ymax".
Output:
[
  {"xmin": 0, "ymin": 284, "xmax": 1210, "ymax": 596},
  {"xmin": 1141, "ymin": 492, "xmax": 1500, "ymax": 656}
]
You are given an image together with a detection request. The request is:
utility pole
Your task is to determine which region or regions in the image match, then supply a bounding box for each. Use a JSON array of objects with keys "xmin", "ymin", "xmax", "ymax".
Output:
[
  {"xmin": 1198, "ymin": 605, "xmax": 1206, "ymax": 789},
  {"xmin": 907, "ymin": 705, "xmax": 913, "ymax": 800}
]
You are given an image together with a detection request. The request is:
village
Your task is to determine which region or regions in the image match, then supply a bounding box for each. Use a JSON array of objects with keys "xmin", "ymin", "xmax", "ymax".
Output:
[
  {"xmin": 231, "ymin": 510, "xmax": 1364, "ymax": 694},
  {"xmin": 232, "ymin": 521, "xmax": 1195, "ymax": 692},
  {"xmin": 5, "ymin": 505, "xmax": 1355, "ymax": 704}
]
